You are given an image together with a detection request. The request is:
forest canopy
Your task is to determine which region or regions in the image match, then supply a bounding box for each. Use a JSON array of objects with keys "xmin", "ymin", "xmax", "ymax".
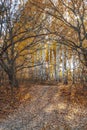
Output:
[{"xmin": 0, "ymin": 0, "xmax": 87, "ymax": 87}]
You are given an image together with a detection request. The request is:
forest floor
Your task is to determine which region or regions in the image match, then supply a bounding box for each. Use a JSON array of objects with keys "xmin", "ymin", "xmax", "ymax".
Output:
[{"xmin": 0, "ymin": 81, "xmax": 87, "ymax": 130}]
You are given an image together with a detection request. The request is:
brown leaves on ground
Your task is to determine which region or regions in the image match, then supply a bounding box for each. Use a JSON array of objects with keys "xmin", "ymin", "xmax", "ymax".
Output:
[
  {"xmin": 0, "ymin": 83, "xmax": 32, "ymax": 121},
  {"xmin": 0, "ymin": 81, "xmax": 87, "ymax": 125},
  {"xmin": 59, "ymin": 83, "xmax": 87, "ymax": 107},
  {"xmin": 0, "ymin": 81, "xmax": 87, "ymax": 129},
  {"xmin": 0, "ymin": 85, "xmax": 17, "ymax": 120}
]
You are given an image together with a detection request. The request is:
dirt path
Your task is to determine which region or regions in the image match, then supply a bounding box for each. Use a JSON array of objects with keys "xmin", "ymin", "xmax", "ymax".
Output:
[{"xmin": 0, "ymin": 84, "xmax": 87, "ymax": 130}]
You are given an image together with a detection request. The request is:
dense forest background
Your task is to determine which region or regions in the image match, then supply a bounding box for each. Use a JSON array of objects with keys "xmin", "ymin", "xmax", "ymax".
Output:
[{"xmin": 0, "ymin": 0, "xmax": 87, "ymax": 88}]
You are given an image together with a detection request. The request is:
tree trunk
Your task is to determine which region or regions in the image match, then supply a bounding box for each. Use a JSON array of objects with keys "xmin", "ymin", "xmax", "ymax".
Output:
[
  {"xmin": 72, "ymin": 51, "xmax": 75, "ymax": 84},
  {"xmin": 80, "ymin": 48, "xmax": 87, "ymax": 67},
  {"xmin": 62, "ymin": 46, "xmax": 68, "ymax": 85},
  {"xmin": 83, "ymin": 53, "xmax": 87, "ymax": 67},
  {"xmin": 56, "ymin": 45, "xmax": 61, "ymax": 82},
  {"xmin": 8, "ymin": 70, "xmax": 19, "ymax": 88}
]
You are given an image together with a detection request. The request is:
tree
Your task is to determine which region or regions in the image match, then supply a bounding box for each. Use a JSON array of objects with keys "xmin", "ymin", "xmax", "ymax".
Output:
[
  {"xmin": 0, "ymin": 0, "xmax": 48, "ymax": 88},
  {"xmin": 31, "ymin": 0, "xmax": 87, "ymax": 67}
]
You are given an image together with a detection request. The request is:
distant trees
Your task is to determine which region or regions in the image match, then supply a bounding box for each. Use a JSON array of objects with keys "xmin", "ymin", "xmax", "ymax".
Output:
[
  {"xmin": 28, "ymin": 0, "xmax": 87, "ymax": 86},
  {"xmin": 31, "ymin": 0, "xmax": 87, "ymax": 67},
  {"xmin": 29, "ymin": 42, "xmax": 86, "ymax": 85}
]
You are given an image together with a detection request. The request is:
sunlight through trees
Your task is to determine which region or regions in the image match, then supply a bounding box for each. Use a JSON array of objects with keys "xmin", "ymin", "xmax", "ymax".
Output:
[{"xmin": 0, "ymin": 0, "xmax": 87, "ymax": 89}]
